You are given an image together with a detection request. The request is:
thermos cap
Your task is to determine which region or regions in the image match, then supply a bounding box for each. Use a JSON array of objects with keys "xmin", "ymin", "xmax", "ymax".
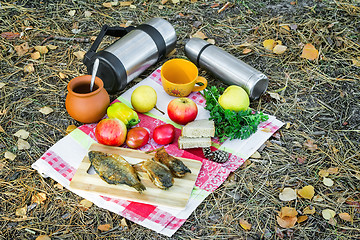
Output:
[{"xmin": 185, "ymin": 38, "xmax": 268, "ymax": 100}]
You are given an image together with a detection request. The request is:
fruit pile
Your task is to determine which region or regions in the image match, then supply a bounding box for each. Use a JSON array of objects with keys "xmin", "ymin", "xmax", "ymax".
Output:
[{"xmin": 94, "ymin": 83, "xmax": 262, "ymax": 153}]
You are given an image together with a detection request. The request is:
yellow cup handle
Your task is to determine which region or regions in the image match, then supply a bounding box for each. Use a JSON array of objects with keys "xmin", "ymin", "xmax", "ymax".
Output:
[{"xmin": 192, "ymin": 76, "xmax": 207, "ymax": 92}]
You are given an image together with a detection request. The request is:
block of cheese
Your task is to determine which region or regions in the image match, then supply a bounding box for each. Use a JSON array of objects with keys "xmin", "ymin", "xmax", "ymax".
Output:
[
  {"xmin": 178, "ymin": 136, "xmax": 211, "ymax": 149},
  {"xmin": 181, "ymin": 120, "xmax": 215, "ymax": 138}
]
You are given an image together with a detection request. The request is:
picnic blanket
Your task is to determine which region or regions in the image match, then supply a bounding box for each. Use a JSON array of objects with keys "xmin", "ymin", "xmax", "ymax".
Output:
[{"xmin": 32, "ymin": 67, "xmax": 284, "ymax": 237}]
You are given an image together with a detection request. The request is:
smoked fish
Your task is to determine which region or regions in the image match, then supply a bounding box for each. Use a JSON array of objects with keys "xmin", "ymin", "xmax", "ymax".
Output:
[
  {"xmin": 154, "ymin": 147, "xmax": 191, "ymax": 177},
  {"xmin": 88, "ymin": 151, "xmax": 146, "ymax": 192},
  {"xmin": 141, "ymin": 158, "xmax": 174, "ymax": 190}
]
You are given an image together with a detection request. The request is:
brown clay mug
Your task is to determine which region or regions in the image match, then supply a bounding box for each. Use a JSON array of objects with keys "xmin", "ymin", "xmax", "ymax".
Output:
[{"xmin": 65, "ymin": 75, "xmax": 110, "ymax": 123}]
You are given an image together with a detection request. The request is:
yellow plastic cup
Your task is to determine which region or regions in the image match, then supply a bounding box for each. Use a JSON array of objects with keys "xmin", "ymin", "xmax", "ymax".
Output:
[{"xmin": 161, "ymin": 58, "xmax": 207, "ymax": 97}]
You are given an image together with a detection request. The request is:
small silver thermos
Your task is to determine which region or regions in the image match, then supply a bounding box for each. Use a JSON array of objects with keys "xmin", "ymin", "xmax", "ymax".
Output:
[
  {"xmin": 84, "ymin": 18, "xmax": 176, "ymax": 93},
  {"xmin": 184, "ymin": 38, "xmax": 268, "ymax": 100}
]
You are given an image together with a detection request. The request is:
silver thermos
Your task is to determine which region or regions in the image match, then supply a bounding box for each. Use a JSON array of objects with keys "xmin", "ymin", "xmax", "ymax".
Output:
[
  {"xmin": 84, "ymin": 18, "xmax": 177, "ymax": 93},
  {"xmin": 184, "ymin": 38, "xmax": 268, "ymax": 100}
]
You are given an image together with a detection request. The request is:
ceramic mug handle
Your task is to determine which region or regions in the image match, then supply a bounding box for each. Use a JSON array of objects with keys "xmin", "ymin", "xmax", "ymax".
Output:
[{"xmin": 192, "ymin": 76, "xmax": 207, "ymax": 92}]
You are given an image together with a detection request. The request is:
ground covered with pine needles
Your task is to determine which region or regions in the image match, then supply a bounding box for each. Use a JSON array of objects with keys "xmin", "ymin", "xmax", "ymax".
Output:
[{"xmin": 0, "ymin": 0, "xmax": 359, "ymax": 239}]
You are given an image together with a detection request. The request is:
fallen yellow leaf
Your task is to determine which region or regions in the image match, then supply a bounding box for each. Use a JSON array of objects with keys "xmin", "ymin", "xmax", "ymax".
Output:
[
  {"xmin": 14, "ymin": 129, "xmax": 30, "ymax": 139},
  {"xmin": 79, "ymin": 199, "xmax": 93, "ymax": 211},
  {"xmin": 24, "ymin": 63, "xmax": 35, "ymax": 73},
  {"xmin": 303, "ymin": 206, "xmax": 316, "ymax": 215},
  {"xmin": 297, "ymin": 215, "xmax": 308, "ymax": 223},
  {"xmin": 36, "ymin": 235, "xmax": 51, "ymax": 240},
  {"xmin": 17, "ymin": 139, "xmax": 30, "ymax": 150},
  {"xmin": 297, "ymin": 185, "xmax": 315, "ymax": 200},
  {"xmin": 46, "ymin": 44, "xmax": 58, "ymax": 50},
  {"xmin": 338, "ymin": 212, "xmax": 352, "ymax": 222},
  {"xmin": 280, "ymin": 25, "xmax": 291, "ymax": 34},
  {"xmin": 5, "ymin": 151, "xmax": 16, "ymax": 161},
  {"xmin": 276, "ymin": 216, "xmax": 297, "ymax": 228},
  {"xmin": 31, "ymin": 51, "xmax": 41, "ymax": 60},
  {"xmin": 303, "ymin": 139, "xmax": 318, "ymax": 152},
  {"xmin": 279, "ymin": 188, "xmax": 297, "ymax": 202},
  {"xmin": 14, "ymin": 42, "xmax": 30, "ymax": 56},
  {"xmin": 239, "ymin": 218, "xmax": 252, "ymax": 230},
  {"xmin": 300, "ymin": 43, "xmax": 319, "ymax": 60},
  {"xmin": 327, "ymin": 167, "xmax": 339, "ymax": 174},
  {"xmin": 323, "ymin": 177, "xmax": 334, "ymax": 187},
  {"xmin": 34, "ymin": 46, "xmax": 48, "ymax": 54},
  {"xmin": 263, "ymin": 39, "xmax": 276, "ymax": 51},
  {"xmin": 39, "ymin": 106, "xmax": 54, "ymax": 115},
  {"xmin": 319, "ymin": 169, "xmax": 329, "ymax": 177},
  {"xmin": 242, "ymin": 48, "xmax": 252, "ymax": 54},
  {"xmin": 279, "ymin": 207, "xmax": 298, "ymax": 218},
  {"xmin": 98, "ymin": 224, "xmax": 111, "ymax": 231},
  {"xmin": 322, "ymin": 209, "xmax": 336, "ymax": 220},
  {"xmin": 73, "ymin": 50, "xmax": 86, "ymax": 60},
  {"xmin": 15, "ymin": 206, "xmax": 27, "ymax": 216},
  {"xmin": 66, "ymin": 125, "xmax": 77, "ymax": 134},
  {"xmin": 32, "ymin": 192, "xmax": 47, "ymax": 204},
  {"xmin": 273, "ymin": 45, "xmax": 287, "ymax": 54},
  {"xmin": 103, "ymin": 2, "xmax": 112, "ymax": 8},
  {"xmin": 192, "ymin": 31, "xmax": 207, "ymax": 39}
]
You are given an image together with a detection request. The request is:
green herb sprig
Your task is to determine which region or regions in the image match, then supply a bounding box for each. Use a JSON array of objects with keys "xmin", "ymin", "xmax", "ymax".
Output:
[{"xmin": 202, "ymin": 86, "xmax": 269, "ymax": 142}]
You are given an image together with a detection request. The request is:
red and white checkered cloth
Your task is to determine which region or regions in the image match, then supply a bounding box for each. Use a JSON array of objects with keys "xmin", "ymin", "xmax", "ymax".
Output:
[{"xmin": 32, "ymin": 67, "xmax": 284, "ymax": 236}]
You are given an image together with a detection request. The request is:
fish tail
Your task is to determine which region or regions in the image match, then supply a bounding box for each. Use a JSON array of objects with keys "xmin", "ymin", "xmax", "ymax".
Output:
[{"xmin": 134, "ymin": 183, "xmax": 146, "ymax": 193}]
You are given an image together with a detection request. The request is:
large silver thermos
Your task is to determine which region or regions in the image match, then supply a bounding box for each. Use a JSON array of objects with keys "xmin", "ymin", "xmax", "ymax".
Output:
[
  {"xmin": 83, "ymin": 18, "xmax": 176, "ymax": 93},
  {"xmin": 184, "ymin": 38, "xmax": 268, "ymax": 100}
]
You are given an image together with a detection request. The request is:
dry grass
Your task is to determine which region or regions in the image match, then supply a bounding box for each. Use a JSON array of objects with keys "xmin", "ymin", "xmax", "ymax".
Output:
[{"xmin": 0, "ymin": 0, "xmax": 359, "ymax": 239}]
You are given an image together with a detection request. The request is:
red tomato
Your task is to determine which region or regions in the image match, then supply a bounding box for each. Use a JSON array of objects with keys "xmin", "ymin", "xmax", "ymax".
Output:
[
  {"xmin": 125, "ymin": 127, "xmax": 149, "ymax": 149},
  {"xmin": 153, "ymin": 124, "xmax": 175, "ymax": 145}
]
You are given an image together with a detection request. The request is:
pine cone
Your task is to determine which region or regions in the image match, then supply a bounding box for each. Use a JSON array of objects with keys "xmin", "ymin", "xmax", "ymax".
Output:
[{"xmin": 202, "ymin": 147, "xmax": 229, "ymax": 163}]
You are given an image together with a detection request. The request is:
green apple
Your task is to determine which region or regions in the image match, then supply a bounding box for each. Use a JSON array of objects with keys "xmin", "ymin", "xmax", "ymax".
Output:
[
  {"xmin": 131, "ymin": 85, "xmax": 157, "ymax": 113},
  {"xmin": 218, "ymin": 85, "xmax": 250, "ymax": 111}
]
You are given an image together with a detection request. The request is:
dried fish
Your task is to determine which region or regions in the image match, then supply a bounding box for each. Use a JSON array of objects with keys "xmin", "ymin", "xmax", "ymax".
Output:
[
  {"xmin": 88, "ymin": 151, "xmax": 146, "ymax": 192},
  {"xmin": 141, "ymin": 158, "xmax": 174, "ymax": 190},
  {"xmin": 154, "ymin": 147, "xmax": 191, "ymax": 177}
]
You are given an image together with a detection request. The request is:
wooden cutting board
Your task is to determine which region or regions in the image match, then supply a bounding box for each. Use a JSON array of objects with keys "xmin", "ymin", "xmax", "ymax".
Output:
[{"xmin": 69, "ymin": 143, "xmax": 203, "ymax": 209}]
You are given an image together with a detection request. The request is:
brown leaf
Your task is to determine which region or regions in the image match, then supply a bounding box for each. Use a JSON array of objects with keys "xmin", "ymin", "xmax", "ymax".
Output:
[
  {"xmin": 303, "ymin": 139, "xmax": 318, "ymax": 152},
  {"xmin": 327, "ymin": 167, "xmax": 339, "ymax": 174},
  {"xmin": 79, "ymin": 199, "xmax": 93, "ymax": 211},
  {"xmin": 279, "ymin": 207, "xmax": 298, "ymax": 218},
  {"xmin": 242, "ymin": 48, "xmax": 252, "ymax": 54},
  {"xmin": 338, "ymin": 212, "xmax": 352, "ymax": 222},
  {"xmin": 24, "ymin": 63, "xmax": 35, "ymax": 73},
  {"xmin": 276, "ymin": 216, "xmax": 297, "ymax": 228},
  {"xmin": 34, "ymin": 46, "xmax": 49, "ymax": 54},
  {"xmin": 14, "ymin": 42, "xmax": 30, "ymax": 56},
  {"xmin": 46, "ymin": 44, "xmax": 58, "ymax": 50},
  {"xmin": 296, "ymin": 215, "xmax": 308, "ymax": 223},
  {"xmin": 297, "ymin": 185, "xmax": 315, "ymax": 200},
  {"xmin": 98, "ymin": 224, "xmax": 111, "ymax": 231},
  {"xmin": 1, "ymin": 32, "xmax": 20, "ymax": 40},
  {"xmin": 192, "ymin": 31, "xmax": 207, "ymax": 39},
  {"xmin": 36, "ymin": 235, "xmax": 51, "ymax": 240},
  {"xmin": 73, "ymin": 50, "xmax": 86, "ymax": 60},
  {"xmin": 300, "ymin": 43, "xmax": 319, "ymax": 60},
  {"xmin": 31, "ymin": 51, "xmax": 41, "ymax": 60},
  {"xmin": 32, "ymin": 192, "xmax": 47, "ymax": 204}
]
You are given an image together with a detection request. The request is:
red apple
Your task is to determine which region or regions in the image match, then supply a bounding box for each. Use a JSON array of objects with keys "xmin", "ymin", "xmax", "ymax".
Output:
[
  {"xmin": 153, "ymin": 124, "xmax": 175, "ymax": 145},
  {"xmin": 126, "ymin": 127, "xmax": 150, "ymax": 149},
  {"xmin": 167, "ymin": 97, "xmax": 198, "ymax": 125},
  {"xmin": 95, "ymin": 118, "xmax": 127, "ymax": 146}
]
